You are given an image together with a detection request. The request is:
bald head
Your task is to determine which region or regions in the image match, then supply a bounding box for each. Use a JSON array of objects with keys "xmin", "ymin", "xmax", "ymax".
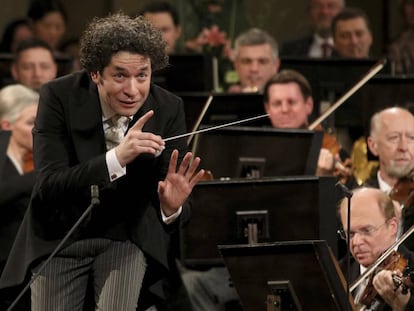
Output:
[{"xmin": 339, "ymin": 187, "xmax": 398, "ymax": 267}]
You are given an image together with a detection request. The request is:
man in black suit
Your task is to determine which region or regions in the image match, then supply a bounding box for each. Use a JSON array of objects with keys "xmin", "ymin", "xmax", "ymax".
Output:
[
  {"xmin": 0, "ymin": 12, "xmax": 204, "ymax": 310},
  {"xmin": 280, "ymin": 0, "xmax": 344, "ymax": 58},
  {"xmin": 338, "ymin": 187, "xmax": 414, "ymax": 310}
]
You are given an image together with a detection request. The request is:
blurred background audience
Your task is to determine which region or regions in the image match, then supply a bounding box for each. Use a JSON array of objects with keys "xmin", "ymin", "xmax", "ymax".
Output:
[
  {"xmin": 27, "ymin": 0, "xmax": 67, "ymax": 53},
  {"xmin": 388, "ymin": 0, "xmax": 414, "ymax": 74},
  {"xmin": 140, "ymin": 1, "xmax": 183, "ymax": 55},
  {"xmin": 280, "ymin": 0, "xmax": 345, "ymax": 58},
  {"xmin": 331, "ymin": 7, "xmax": 373, "ymax": 58}
]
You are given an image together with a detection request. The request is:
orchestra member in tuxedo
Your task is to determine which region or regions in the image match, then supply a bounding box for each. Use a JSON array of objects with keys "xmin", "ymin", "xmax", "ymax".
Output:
[
  {"xmin": 0, "ymin": 83, "xmax": 39, "ymax": 310},
  {"xmin": 227, "ymin": 27, "xmax": 280, "ymax": 93},
  {"xmin": 263, "ymin": 69, "xmax": 354, "ymax": 181},
  {"xmin": 338, "ymin": 187, "xmax": 414, "ymax": 310},
  {"xmin": 0, "ymin": 12, "xmax": 204, "ymax": 311}
]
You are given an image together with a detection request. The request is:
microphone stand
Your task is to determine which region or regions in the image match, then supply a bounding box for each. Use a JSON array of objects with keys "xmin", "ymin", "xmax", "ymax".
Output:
[
  {"xmin": 336, "ymin": 182, "xmax": 353, "ymax": 311},
  {"xmin": 7, "ymin": 185, "xmax": 100, "ymax": 311}
]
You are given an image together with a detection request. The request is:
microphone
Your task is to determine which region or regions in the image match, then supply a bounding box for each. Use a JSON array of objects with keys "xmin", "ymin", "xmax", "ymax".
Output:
[
  {"xmin": 6, "ymin": 185, "xmax": 100, "ymax": 311},
  {"xmin": 336, "ymin": 181, "xmax": 353, "ymax": 198},
  {"xmin": 91, "ymin": 185, "xmax": 100, "ymax": 205}
]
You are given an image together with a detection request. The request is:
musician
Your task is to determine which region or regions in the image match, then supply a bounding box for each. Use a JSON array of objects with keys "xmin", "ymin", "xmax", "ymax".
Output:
[
  {"xmin": 0, "ymin": 84, "xmax": 39, "ymax": 310},
  {"xmin": 365, "ymin": 107, "xmax": 414, "ymax": 250},
  {"xmin": 227, "ymin": 28, "xmax": 280, "ymax": 93},
  {"xmin": 338, "ymin": 187, "xmax": 414, "ymax": 310},
  {"xmin": 0, "ymin": 13, "xmax": 204, "ymax": 310},
  {"xmin": 263, "ymin": 69, "xmax": 353, "ymax": 181}
]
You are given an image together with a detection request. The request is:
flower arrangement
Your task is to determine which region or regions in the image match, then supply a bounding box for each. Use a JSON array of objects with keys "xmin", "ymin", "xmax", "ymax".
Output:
[{"xmin": 186, "ymin": 24, "xmax": 233, "ymax": 60}]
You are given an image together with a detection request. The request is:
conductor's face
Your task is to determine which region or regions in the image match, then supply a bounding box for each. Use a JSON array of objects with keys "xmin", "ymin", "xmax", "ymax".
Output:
[{"xmin": 91, "ymin": 51, "xmax": 151, "ymax": 117}]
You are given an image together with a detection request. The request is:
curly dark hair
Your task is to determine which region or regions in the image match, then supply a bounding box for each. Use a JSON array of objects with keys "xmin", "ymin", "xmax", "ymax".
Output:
[{"xmin": 80, "ymin": 12, "xmax": 168, "ymax": 73}]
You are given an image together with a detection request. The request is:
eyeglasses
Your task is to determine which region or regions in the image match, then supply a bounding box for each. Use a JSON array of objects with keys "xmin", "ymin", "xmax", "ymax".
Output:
[{"xmin": 337, "ymin": 221, "xmax": 389, "ymax": 240}]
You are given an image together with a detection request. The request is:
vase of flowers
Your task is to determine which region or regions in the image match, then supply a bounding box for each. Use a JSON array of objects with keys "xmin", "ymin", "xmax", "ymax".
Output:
[{"xmin": 195, "ymin": 25, "xmax": 232, "ymax": 92}]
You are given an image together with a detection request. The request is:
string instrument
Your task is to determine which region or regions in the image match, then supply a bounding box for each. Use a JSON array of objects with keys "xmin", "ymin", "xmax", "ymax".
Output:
[
  {"xmin": 389, "ymin": 171, "xmax": 414, "ymax": 213},
  {"xmin": 357, "ymin": 250, "xmax": 413, "ymax": 309},
  {"xmin": 23, "ymin": 151, "xmax": 34, "ymax": 173},
  {"xmin": 313, "ymin": 124, "xmax": 353, "ymax": 183},
  {"xmin": 350, "ymin": 224, "xmax": 414, "ymax": 310},
  {"xmin": 306, "ymin": 59, "xmax": 386, "ymax": 184},
  {"xmin": 308, "ymin": 58, "xmax": 386, "ymax": 131}
]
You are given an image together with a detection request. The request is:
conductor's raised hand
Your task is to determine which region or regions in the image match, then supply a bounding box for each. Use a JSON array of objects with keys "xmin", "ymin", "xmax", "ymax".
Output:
[
  {"xmin": 158, "ymin": 150, "xmax": 205, "ymax": 216},
  {"xmin": 115, "ymin": 110, "xmax": 165, "ymax": 166}
]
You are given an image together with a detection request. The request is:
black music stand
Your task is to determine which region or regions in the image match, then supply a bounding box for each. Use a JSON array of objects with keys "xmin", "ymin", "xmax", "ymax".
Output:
[
  {"xmin": 191, "ymin": 126, "xmax": 323, "ymax": 179},
  {"xmin": 280, "ymin": 57, "xmax": 385, "ymax": 137},
  {"xmin": 178, "ymin": 92, "xmax": 269, "ymax": 131},
  {"xmin": 218, "ymin": 240, "xmax": 355, "ymax": 311},
  {"xmin": 180, "ymin": 176, "xmax": 339, "ymax": 267},
  {"xmin": 152, "ymin": 54, "xmax": 214, "ymax": 92}
]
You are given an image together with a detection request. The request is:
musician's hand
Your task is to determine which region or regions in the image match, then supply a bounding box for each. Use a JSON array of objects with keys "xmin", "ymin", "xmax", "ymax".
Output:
[
  {"xmin": 115, "ymin": 110, "xmax": 165, "ymax": 166},
  {"xmin": 373, "ymin": 270, "xmax": 410, "ymax": 311},
  {"xmin": 316, "ymin": 148, "xmax": 335, "ymax": 176},
  {"xmin": 158, "ymin": 150, "xmax": 204, "ymax": 216}
]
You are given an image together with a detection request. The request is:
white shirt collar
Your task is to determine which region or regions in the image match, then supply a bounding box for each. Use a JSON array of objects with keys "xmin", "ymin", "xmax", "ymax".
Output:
[{"xmin": 377, "ymin": 170, "xmax": 393, "ymax": 194}]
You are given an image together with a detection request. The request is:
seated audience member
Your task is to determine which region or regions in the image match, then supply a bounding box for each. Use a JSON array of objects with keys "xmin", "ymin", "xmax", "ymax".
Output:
[
  {"xmin": 338, "ymin": 187, "xmax": 414, "ymax": 310},
  {"xmin": 388, "ymin": 0, "xmax": 414, "ymax": 74},
  {"xmin": 0, "ymin": 84, "xmax": 39, "ymax": 310},
  {"xmin": 27, "ymin": 0, "xmax": 67, "ymax": 52},
  {"xmin": 264, "ymin": 69, "xmax": 353, "ymax": 179},
  {"xmin": 140, "ymin": 1, "xmax": 182, "ymax": 55},
  {"xmin": 364, "ymin": 106, "xmax": 414, "ymax": 249},
  {"xmin": 331, "ymin": 7, "xmax": 373, "ymax": 58},
  {"xmin": 0, "ymin": 18, "xmax": 33, "ymax": 53},
  {"xmin": 227, "ymin": 28, "xmax": 280, "ymax": 93},
  {"xmin": 280, "ymin": 0, "xmax": 345, "ymax": 58},
  {"xmin": 11, "ymin": 38, "xmax": 58, "ymax": 91}
]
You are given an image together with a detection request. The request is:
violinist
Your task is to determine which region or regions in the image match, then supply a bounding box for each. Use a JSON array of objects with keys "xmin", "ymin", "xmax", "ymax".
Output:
[
  {"xmin": 0, "ymin": 84, "xmax": 39, "ymax": 310},
  {"xmin": 263, "ymin": 69, "xmax": 354, "ymax": 183},
  {"xmin": 338, "ymin": 187, "xmax": 414, "ymax": 310},
  {"xmin": 365, "ymin": 107, "xmax": 414, "ymax": 249}
]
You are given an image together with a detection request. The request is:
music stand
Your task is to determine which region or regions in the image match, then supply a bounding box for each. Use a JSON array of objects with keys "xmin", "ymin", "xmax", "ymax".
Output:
[
  {"xmin": 152, "ymin": 54, "xmax": 214, "ymax": 92},
  {"xmin": 218, "ymin": 240, "xmax": 355, "ymax": 311},
  {"xmin": 180, "ymin": 176, "xmax": 339, "ymax": 267},
  {"xmin": 191, "ymin": 126, "xmax": 323, "ymax": 179},
  {"xmin": 178, "ymin": 91, "xmax": 269, "ymax": 132},
  {"xmin": 280, "ymin": 57, "xmax": 384, "ymax": 130}
]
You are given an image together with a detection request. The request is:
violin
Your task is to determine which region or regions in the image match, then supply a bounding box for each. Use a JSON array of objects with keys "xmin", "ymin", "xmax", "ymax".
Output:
[
  {"xmin": 351, "ymin": 225, "xmax": 414, "ymax": 309},
  {"xmin": 313, "ymin": 124, "xmax": 354, "ymax": 183},
  {"xmin": 23, "ymin": 151, "xmax": 34, "ymax": 173},
  {"xmin": 358, "ymin": 250, "xmax": 413, "ymax": 309},
  {"xmin": 389, "ymin": 172, "xmax": 414, "ymax": 210}
]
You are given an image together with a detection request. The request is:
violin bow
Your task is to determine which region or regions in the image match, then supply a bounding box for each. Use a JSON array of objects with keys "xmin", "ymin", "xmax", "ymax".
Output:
[
  {"xmin": 187, "ymin": 94, "xmax": 214, "ymax": 145},
  {"xmin": 308, "ymin": 58, "xmax": 387, "ymax": 131}
]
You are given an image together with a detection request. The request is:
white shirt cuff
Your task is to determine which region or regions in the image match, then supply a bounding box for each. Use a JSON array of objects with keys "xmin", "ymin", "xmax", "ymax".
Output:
[
  {"xmin": 106, "ymin": 149, "xmax": 126, "ymax": 181},
  {"xmin": 162, "ymin": 206, "xmax": 182, "ymax": 224}
]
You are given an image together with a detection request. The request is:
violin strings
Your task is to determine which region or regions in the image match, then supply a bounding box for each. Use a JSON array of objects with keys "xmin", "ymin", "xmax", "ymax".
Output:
[{"xmin": 163, "ymin": 113, "xmax": 270, "ymax": 142}]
